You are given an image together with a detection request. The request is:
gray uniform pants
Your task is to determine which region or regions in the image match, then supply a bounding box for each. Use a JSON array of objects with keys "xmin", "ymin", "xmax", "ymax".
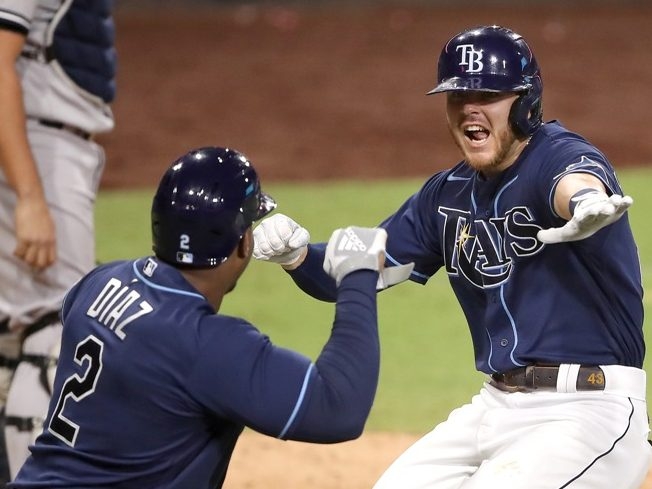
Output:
[{"xmin": 0, "ymin": 121, "xmax": 105, "ymax": 478}]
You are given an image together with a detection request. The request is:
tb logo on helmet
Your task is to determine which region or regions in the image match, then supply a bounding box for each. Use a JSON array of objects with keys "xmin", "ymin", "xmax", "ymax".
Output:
[{"xmin": 456, "ymin": 44, "xmax": 483, "ymax": 73}]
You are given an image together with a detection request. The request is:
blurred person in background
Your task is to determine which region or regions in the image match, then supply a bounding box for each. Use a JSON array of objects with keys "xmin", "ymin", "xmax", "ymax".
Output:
[{"xmin": 0, "ymin": 0, "xmax": 116, "ymax": 480}]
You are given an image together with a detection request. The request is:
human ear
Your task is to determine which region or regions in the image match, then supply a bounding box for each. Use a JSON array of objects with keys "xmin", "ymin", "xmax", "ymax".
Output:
[{"xmin": 238, "ymin": 228, "xmax": 253, "ymax": 259}]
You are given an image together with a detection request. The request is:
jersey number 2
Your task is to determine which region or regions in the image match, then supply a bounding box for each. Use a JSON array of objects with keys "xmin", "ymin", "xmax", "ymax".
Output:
[{"xmin": 49, "ymin": 335, "xmax": 104, "ymax": 447}]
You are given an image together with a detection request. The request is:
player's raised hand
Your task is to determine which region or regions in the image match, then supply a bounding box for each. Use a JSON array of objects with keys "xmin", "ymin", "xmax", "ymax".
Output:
[
  {"xmin": 537, "ymin": 192, "xmax": 633, "ymax": 244},
  {"xmin": 13, "ymin": 195, "xmax": 56, "ymax": 270},
  {"xmin": 253, "ymin": 213, "xmax": 310, "ymax": 268},
  {"xmin": 323, "ymin": 226, "xmax": 387, "ymax": 286}
]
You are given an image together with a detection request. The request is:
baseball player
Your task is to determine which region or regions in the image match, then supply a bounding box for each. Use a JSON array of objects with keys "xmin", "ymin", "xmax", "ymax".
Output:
[
  {"xmin": 0, "ymin": 0, "xmax": 116, "ymax": 480},
  {"xmin": 252, "ymin": 26, "xmax": 649, "ymax": 488},
  {"xmin": 9, "ymin": 146, "xmax": 392, "ymax": 489}
]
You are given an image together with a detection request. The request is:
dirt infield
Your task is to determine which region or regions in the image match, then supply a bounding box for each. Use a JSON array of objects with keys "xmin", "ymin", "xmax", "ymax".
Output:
[
  {"xmin": 227, "ymin": 430, "xmax": 652, "ymax": 488},
  {"xmin": 225, "ymin": 431, "xmax": 419, "ymax": 488},
  {"xmin": 102, "ymin": 4, "xmax": 652, "ymax": 488}
]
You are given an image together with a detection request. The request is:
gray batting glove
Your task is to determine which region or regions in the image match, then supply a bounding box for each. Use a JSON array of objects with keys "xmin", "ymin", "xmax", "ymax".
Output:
[
  {"xmin": 324, "ymin": 226, "xmax": 387, "ymax": 286},
  {"xmin": 253, "ymin": 213, "xmax": 310, "ymax": 266},
  {"xmin": 537, "ymin": 192, "xmax": 633, "ymax": 244}
]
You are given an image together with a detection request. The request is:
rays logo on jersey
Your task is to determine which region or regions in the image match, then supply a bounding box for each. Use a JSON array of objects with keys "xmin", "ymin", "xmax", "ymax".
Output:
[{"xmin": 438, "ymin": 205, "xmax": 544, "ymax": 288}]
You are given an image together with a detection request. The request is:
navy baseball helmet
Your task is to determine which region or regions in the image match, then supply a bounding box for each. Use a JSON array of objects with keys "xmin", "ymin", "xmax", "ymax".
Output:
[
  {"xmin": 151, "ymin": 146, "xmax": 276, "ymax": 268},
  {"xmin": 428, "ymin": 25, "xmax": 543, "ymax": 136}
]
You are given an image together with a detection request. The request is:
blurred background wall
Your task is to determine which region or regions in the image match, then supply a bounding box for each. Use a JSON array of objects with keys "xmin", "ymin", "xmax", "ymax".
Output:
[{"xmin": 101, "ymin": 0, "xmax": 652, "ymax": 187}]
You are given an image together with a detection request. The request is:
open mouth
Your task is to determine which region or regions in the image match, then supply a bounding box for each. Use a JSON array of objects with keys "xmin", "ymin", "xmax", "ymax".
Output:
[{"xmin": 463, "ymin": 125, "xmax": 490, "ymax": 144}]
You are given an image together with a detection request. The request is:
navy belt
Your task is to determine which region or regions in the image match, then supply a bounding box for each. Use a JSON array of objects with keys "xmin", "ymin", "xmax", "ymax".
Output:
[
  {"xmin": 491, "ymin": 364, "xmax": 605, "ymax": 392},
  {"xmin": 36, "ymin": 118, "xmax": 92, "ymax": 140}
]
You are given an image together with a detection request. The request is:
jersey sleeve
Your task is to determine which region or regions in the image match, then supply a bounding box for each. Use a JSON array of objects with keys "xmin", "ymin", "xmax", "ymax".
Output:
[
  {"xmin": 378, "ymin": 173, "xmax": 447, "ymax": 284},
  {"xmin": 187, "ymin": 269, "xmax": 380, "ymax": 443},
  {"xmin": 289, "ymin": 173, "xmax": 448, "ymax": 294},
  {"xmin": 0, "ymin": 1, "xmax": 36, "ymax": 33},
  {"xmin": 537, "ymin": 141, "xmax": 624, "ymax": 221}
]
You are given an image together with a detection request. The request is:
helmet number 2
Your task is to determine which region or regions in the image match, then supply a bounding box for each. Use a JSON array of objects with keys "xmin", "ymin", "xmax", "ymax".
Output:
[
  {"xmin": 179, "ymin": 234, "xmax": 190, "ymax": 250},
  {"xmin": 49, "ymin": 335, "xmax": 104, "ymax": 447}
]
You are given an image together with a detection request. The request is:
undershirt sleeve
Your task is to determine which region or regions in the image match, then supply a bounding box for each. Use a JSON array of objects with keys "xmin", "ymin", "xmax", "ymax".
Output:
[{"xmin": 188, "ymin": 269, "xmax": 380, "ymax": 443}]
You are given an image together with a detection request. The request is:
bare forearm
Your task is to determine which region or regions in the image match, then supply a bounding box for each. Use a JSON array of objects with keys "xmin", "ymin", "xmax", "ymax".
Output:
[
  {"xmin": 0, "ymin": 66, "xmax": 44, "ymax": 199},
  {"xmin": 0, "ymin": 30, "xmax": 57, "ymax": 269},
  {"xmin": 553, "ymin": 172, "xmax": 606, "ymax": 221}
]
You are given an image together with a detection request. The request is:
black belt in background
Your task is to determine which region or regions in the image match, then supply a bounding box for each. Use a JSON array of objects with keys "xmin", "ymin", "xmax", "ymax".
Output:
[
  {"xmin": 5, "ymin": 415, "xmax": 41, "ymax": 432},
  {"xmin": 491, "ymin": 364, "xmax": 605, "ymax": 393},
  {"xmin": 0, "ymin": 318, "xmax": 8, "ymax": 334},
  {"xmin": 36, "ymin": 118, "xmax": 92, "ymax": 141}
]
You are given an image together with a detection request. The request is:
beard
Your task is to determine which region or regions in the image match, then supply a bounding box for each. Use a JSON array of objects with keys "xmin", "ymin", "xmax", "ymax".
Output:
[{"xmin": 450, "ymin": 124, "xmax": 521, "ymax": 175}]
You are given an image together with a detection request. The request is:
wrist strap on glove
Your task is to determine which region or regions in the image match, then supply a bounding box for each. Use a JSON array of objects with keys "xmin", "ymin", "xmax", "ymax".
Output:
[
  {"xmin": 568, "ymin": 188, "xmax": 601, "ymax": 216},
  {"xmin": 377, "ymin": 262, "xmax": 414, "ymax": 290}
]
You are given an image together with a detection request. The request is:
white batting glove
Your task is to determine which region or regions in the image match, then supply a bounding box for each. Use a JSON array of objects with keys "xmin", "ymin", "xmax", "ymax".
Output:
[
  {"xmin": 324, "ymin": 226, "xmax": 387, "ymax": 286},
  {"xmin": 253, "ymin": 213, "xmax": 310, "ymax": 266},
  {"xmin": 537, "ymin": 192, "xmax": 633, "ymax": 244}
]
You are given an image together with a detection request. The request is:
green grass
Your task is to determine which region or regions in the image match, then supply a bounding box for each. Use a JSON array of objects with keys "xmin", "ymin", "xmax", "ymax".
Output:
[{"xmin": 96, "ymin": 168, "xmax": 652, "ymax": 433}]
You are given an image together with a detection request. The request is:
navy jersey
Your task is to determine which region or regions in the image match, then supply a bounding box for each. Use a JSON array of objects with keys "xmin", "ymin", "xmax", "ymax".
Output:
[
  {"xmin": 291, "ymin": 121, "xmax": 644, "ymax": 374},
  {"xmin": 11, "ymin": 257, "xmax": 380, "ymax": 488}
]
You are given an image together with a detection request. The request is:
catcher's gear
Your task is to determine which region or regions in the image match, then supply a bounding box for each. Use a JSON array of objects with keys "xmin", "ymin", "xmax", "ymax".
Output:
[
  {"xmin": 428, "ymin": 25, "xmax": 543, "ymax": 137},
  {"xmin": 46, "ymin": 337, "xmax": 61, "ymax": 394},
  {"xmin": 537, "ymin": 191, "xmax": 633, "ymax": 243},
  {"xmin": 324, "ymin": 226, "xmax": 387, "ymax": 286},
  {"xmin": 252, "ymin": 213, "xmax": 310, "ymax": 266},
  {"xmin": 151, "ymin": 146, "xmax": 276, "ymax": 268}
]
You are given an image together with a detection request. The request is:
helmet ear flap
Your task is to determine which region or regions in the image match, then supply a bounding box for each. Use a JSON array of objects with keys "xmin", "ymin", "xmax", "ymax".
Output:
[{"xmin": 509, "ymin": 77, "xmax": 543, "ymax": 137}]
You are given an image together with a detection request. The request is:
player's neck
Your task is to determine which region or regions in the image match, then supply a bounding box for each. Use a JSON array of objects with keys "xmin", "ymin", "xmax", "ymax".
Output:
[{"xmin": 179, "ymin": 268, "xmax": 228, "ymax": 312}]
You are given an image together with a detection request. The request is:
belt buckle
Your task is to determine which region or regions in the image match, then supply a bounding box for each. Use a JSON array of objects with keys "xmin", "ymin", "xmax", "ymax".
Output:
[
  {"xmin": 492, "ymin": 380, "xmax": 525, "ymax": 393},
  {"xmin": 492, "ymin": 365, "xmax": 557, "ymax": 393},
  {"xmin": 490, "ymin": 371, "xmax": 529, "ymax": 393}
]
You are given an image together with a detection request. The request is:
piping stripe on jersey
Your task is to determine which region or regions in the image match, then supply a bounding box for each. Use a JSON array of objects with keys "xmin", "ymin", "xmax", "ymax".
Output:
[
  {"xmin": 278, "ymin": 363, "xmax": 314, "ymax": 439},
  {"xmin": 485, "ymin": 329, "xmax": 496, "ymax": 373},
  {"xmin": 0, "ymin": 9, "xmax": 30, "ymax": 31},
  {"xmin": 386, "ymin": 252, "xmax": 429, "ymax": 281},
  {"xmin": 501, "ymin": 285, "xmax": 525, "ymax": 368},
  {"xmin": 493, "ymin": 175, "xmax": 519, "ymax": 215},
  {"xmin": 483, "ymin": 175, "xmax": 520, "ymax": 371},
  {"xmin": 132, "ymin": 260, "xmax": 204, "ymax": 300}
]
